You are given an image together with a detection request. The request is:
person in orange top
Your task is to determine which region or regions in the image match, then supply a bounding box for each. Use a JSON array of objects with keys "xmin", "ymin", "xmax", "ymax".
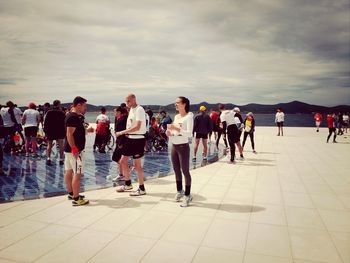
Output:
[{"xmin": 314, "ymin": 112, "xmax": 323, "ymax": 132}]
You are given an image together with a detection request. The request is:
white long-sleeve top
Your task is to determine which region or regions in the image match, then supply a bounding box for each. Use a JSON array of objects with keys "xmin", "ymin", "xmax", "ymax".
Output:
[
  {"xmin": 169, "ymin": 112, "xmax": 194, "ymax": 145},
  {"xmin": 275, "ymin": 112, "xmax": 285, "ymax": 122}
]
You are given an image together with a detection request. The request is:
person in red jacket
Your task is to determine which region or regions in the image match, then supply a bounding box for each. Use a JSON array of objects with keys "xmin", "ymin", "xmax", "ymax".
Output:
[
  {"xmin": 326, "ymin": 113, "xmax": 337, "ymax": 143},
  {"xmin": 314, "ymin": 112, "xmax": 322, "ymax": 132}
]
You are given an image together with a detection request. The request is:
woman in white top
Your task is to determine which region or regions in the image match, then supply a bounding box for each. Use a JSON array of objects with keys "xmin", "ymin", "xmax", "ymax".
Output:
[
  {"xmin": 22, "ymin": 102, "xmax": 40, "ymax": 157},
  {"xmin": 166, "ymin": 96, "xmax": 194, "ymax": 207},
  {"xmin": 275, "ymin": 108, "xmax": 285, "ymax": 136}
]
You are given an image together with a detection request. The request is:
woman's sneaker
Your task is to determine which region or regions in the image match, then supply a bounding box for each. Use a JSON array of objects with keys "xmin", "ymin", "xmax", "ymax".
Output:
[
  {"xmin": 180, "ymin": 195, "xmax": 193, "ymax": 207},
  {"xmin": 174, "ymin": 190, "xmax": 184, "ymax": 202},
  {"xmin": 72, "ymin": 199, "xmax": 89, "ymax": 206},
  {"xmin": 116, "ymin": 185, "xmax": 133, "ymax": 192},
  {"xmin": 130, "ymin": 188, "xmax": 146, "ymax": 196}
]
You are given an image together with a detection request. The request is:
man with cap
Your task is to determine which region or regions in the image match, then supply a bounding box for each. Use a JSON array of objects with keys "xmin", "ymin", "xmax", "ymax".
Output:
[{"xmin": 193, "ymin": 105, "xmax": 213, "ymax": 161}]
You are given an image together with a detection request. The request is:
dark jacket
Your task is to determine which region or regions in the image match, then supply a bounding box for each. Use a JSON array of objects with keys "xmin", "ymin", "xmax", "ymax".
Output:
[
  {"xmin": 193, "ymin": 112, "xmax": 213, "ymax": 135},
  {"xmin": 43, "ymin": 108, "xmax": 66, "ymax": 137}
]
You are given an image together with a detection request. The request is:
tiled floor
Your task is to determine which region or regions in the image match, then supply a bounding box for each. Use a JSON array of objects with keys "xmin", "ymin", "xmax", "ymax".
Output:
[
  {"xmin": 0, "ymin": 133, "xmax": 222, "ymax": 202},
  {"xmin": 0, "ymin": 127, "xmax": 349, "ymax": 263}
]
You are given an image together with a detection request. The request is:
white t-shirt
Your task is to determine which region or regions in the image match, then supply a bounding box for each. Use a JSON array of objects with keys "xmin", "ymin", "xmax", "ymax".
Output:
[
  {"xmin": 96, "ymin": 114, "xmax": 110, "ymax": 124},
  {"xmin": 14, "ymin": 107, "xmax": 23, "ymax": 124},
  {"xmin": 127, "ymin": 105, "xmax": 147, "ymax": 139},
  {"xmin": 343, "ymin": 114, "xmax": 349, "ymax": 123},
  {"xmin": 23, "ymin": 109, "xmax": 40, "ymax": 128},
  {"xmin": 275, "ymin": 112, "xmax": 285, "ymax": 122},
  {"xmin": 220, "ymin": 110, "xmax": 236, "ymax": 127},
  {"xmin": 0, "ymin": 107, "xmax": 15, "ymax": 127},
  {"xmin": 169, "ymin": 112, "xmax": 194, "ymax": 145}
]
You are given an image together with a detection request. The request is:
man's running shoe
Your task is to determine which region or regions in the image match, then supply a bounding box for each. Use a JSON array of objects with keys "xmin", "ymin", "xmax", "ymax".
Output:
[
  {"xmin": 68, "ymin": 194, "xmax": 85, "ymax": 200},
  {"xmin": 175, "ymin": 190, "xmax": 184, "ymax": 202},
  {"xmin": 253, "ymin": 150, "xmax": 257, "ymax": 154},
  {"xmin": 112, "ymin": 174, "xmax": 125, "ymax": 182},
  {"xmin": 130, "ymin": 188, "xmax": 146, "ymax": 196},
  {"xmin": 180, "ymin": 195, "xmax": 193, "ymax": 207},
  {"xmin": 72, "ymin": 199, "xmax": 89, "ymax": 206},
  {"xmin": 192, "ymin": 157, "xmax": 197, "ymax": 162},
  {"xmin": 116, "ymin": 185, "xmax": 133, "ymax": 192}
]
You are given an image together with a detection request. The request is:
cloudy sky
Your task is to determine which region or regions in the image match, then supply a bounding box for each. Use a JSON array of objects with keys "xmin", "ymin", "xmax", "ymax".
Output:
[{"xmin": 0, "ymin": 0, "xmax": 349, "ymax": 106}]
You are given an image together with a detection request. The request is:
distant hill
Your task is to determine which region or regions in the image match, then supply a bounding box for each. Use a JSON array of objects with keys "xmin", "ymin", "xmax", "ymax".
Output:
[{"xmin": 25, "ymin": 101, "xmax": 349, "ymax": 114}]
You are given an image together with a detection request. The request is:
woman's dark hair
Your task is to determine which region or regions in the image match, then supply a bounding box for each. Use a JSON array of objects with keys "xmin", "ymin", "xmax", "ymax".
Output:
[
  {"xmin": 100, "ymin": 107, "xmax": 106, "ymax": 113},
  {"xmin": 116, "ymin": 106, "xmax": 127, "ymax": 115},
  {"xmin": 178, "ymin": 96, "xmax": 190, "ymax": 113}
]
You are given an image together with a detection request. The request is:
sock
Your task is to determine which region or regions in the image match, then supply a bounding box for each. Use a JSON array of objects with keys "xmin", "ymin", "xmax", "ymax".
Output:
[
  {"xmin": 139, "ymin": 184, "xmax": 145, "ymax": 191},
  {"xmin": 69, "ymin": 192, "xmax": 73, "ymax": 196},
  {"xmin": 73, "ymin": 196, "xmax": 79, "ymax": 201},
  {"xmin": 176, "ymin": 181, "xmax": 183, "ymax": 192},
  {"xmin": 185, "ymin": 185, "xmax": 191, "ymax": 196},
  {"xmin": 125, "ymin": 180, "xmax": 132, "ymax": 186}
]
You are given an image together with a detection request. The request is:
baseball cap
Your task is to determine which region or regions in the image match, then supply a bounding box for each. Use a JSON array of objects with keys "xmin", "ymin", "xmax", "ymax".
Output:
[{"xmin": 199, "ymin": 105, "xmax": 206, "ymax": 111}]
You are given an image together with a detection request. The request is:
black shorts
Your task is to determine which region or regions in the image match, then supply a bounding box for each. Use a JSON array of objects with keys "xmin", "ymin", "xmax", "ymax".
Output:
[
  {"xmin": 195, "ymin": 133, "xmax": 208, "ymax": 139},
  {"xmin": 277, "ymin": 122, "xmax": 284, "ymax": 127},
  {"xmin": 227, "ymin": 125, "xmax": 240, "ymax": 143},
  {"xmin": 24, "ymin": 126, "xmax": 38, "ymax": 137},
  {"xmin": 122, "ymin": 137, "xmax": 145, "ymax": 159}
]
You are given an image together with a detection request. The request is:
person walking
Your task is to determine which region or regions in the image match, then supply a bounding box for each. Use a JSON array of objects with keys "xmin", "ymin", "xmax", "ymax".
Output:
[
  {"xmin": 22, "ymin": 102, "xmax": 40, "ymax": 158},
  {"xmin": 116, "ymin": 94, "xmax": 147, "ymax": 196},
  {"xmin": 343, "ymin": 112, "xmax": 349, "ymax": 133},
  {"xmin": 64, "ymin": 96, "xmax": 94, "ymax": 206},
  {"xmin": 242, "ymin": 112, "xmax": 256, "ymax": 153},
  {"xmin": 326, "ymin": 113, "xmax": 337, "ymax": 143},
  {"xmin": 193, "ymin": 105, "xmax": 212, "ymax": 161},
  {"xmin": 275, "ymin": 108, "xmax": 285, "ymax": 136},
  {"xmin": 220, "ymin": 107, "xmax": 240, "ymax": 163},
  {"xmin": 166, "ymin": 96, "xmax": 194, "ymax": 207},
  {"xmin": 314, "ymin": 112, "xmax": 323, "ymax": 132},
  {"xmin": 43, "ymin": 100, "xmax": 66, "ymax": 165}
]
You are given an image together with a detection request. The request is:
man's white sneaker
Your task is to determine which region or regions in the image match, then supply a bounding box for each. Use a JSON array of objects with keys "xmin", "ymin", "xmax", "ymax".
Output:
[
  {"xmin": 130, "ymin": 188, "xmax": 146, "ymax": 196},
  {"xmin": 180, "ymin": 195, "xmax": 193, "ymax": 207},
  {"xmin": 116, "ymin": 185, "xmax": 133, "ymax": 192},
  {"xmin": 174, "ymin": 190, "xmax": 184, "ymax": 202}
]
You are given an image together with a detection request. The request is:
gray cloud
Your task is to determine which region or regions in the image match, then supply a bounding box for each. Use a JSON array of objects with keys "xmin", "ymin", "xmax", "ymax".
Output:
[{"xmin": 0, "ymin": 0, "xmax": 349, "ymax": 106}]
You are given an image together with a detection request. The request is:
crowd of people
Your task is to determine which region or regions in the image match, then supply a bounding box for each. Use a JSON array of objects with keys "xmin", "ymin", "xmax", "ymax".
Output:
[{"xmin": 0, "ymin": 97, "xmax": 348, "ymax": 207}]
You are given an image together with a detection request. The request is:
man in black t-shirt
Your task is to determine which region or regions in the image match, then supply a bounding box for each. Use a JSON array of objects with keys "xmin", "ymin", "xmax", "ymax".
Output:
[
  {"xmin": 64, "ymin": 96, "xmax": 94, "ymax": 206},
  {"xmin": 44, "ymin": 100, "xmax": 66, "ymax": 165}
]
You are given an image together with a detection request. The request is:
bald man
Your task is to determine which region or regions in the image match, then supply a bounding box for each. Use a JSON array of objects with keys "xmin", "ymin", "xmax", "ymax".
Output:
[{"xmin": 116, "ymin": 94, "xmax": 147, "ymax": 196}]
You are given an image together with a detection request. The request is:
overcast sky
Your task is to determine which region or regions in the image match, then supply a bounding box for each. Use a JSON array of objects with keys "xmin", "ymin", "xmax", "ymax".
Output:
[{"xmin": 0, "ymin": 0, "xmax": 349, "ymax": 106}]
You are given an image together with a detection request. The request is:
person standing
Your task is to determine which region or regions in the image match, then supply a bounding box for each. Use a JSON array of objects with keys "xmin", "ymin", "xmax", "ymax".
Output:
[
  {"xmin": 233, "ymin": 107, "xmax": 244, "ymax": 159},
  {"xmin": 326, "ymin": 113, "xmax": 337, "ymax": 143},
  {"xmin": 93, "ymin": 107, "xmax": 110, "ymax": 153},
  {"xmin": 314, "ymin": 112, "xmax": 323, "ymax": 132},
  {"xmin": 193, "ymin": 105, "xmax": 212, "ymax": 161},
  {"xmin": 64, "ymin": 96, "xmax": 94, "ymax": 206},
  {"xmin": 112, "ymin": 106, "xmax": 128, "ymax": 181},
  {"xmin": 209, "ymin": 109, "xmax": 219, "ymax": 143},
  {"xmin": 242, "ymin": 112, "xmax": 256, "ymax": 153},
  {"xmin": 216, "ymin": 104, "xmax": 228, "ymax": 149},
  {"xmin": 343, "ymin": 112, "xmax": 349, "ymax": 133},
  {"xmin": 337, "ymin": 112, "xmax": 344, "ymax": 135},
  {"xmin": 0, "ymin": 101, "xmax": 17, "ymax": 153},
  {"xmin": 275, "ymin": 108, "xmax": 285, "ymax": 136},
  {"xmin": 22, "ymin": 103, "xmax": 40, "ymax": 158},
  {"xmin": 166, "ymin": 96, "xmax": 194, "ymax": 207},
  {"xmin": 0, "ymin": 110, "xmax": 4, "ymax": 175},
  {"xmin": 43, "ymin": 100, "xmax": 66, "ymax": 165},
  {"xmin": 116, "ymin": 94, "xmax": 147, "ymax": 196}
]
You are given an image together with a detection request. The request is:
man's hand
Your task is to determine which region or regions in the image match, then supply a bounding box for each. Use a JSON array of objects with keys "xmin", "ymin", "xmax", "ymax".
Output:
[{"xmin": 87, "ymin": 127, "xmax": 94, "ymax": 133}]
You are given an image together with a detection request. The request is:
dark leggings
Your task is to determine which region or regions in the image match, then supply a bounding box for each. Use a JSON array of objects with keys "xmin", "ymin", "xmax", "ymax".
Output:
[
  {"xmin": 171, "ymin": 143, "xmax": 191, "ymax": 196},
  {"xmin": 227, "ymin": 125, "xmax": 239, "ymax": 160},
  {"xmin": 327, "ymin": 128, "xmax": 337, "ymax": 142},
  {"xmin": 242, "ymin": 131, "xmax": 255, "ymax": 150},
  {"xmin": 216, "ymin": 129, "xmax": 228, "ymax": 148}
]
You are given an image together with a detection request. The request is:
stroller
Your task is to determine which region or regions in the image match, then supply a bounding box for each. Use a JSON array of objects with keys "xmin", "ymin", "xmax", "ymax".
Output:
[{"xmin": 147, "ymin": 126, "xmax": 168, "ymax": 152}]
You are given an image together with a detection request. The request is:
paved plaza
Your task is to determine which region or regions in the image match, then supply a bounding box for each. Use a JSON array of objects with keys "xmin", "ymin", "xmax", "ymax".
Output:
[{"xmin": 0, "ymin": 127, "xmax": 349, "ymax": 263}]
